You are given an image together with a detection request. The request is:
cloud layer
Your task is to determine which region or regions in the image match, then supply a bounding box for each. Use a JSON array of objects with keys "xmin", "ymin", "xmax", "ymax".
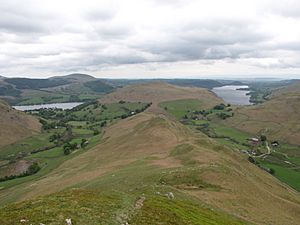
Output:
[{"xmin": 1, "ymin": 0, "xmax": 300, "ymax": 78}]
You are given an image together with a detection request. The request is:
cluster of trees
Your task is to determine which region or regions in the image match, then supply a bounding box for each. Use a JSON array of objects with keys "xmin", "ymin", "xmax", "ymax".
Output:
[
  {"xmin": 63, "ymin": 139, "xmax": 89, "ymax": 155},
  {"xmin": 49, "ymin": 132, "xmax": 62, "ymax": 142},
  {"xmin": 217, "ymin": 112, "xmax": 233, "ymax": 120},
  {"xmin": 182, "ymin": 103, "xmax": 233, "ymax": 121},
  {"xmin": 0, "ymin": 162, "xmax": 41, "ymax": 182},
  {"xmin": 39, "ymin": 119, "xmax": 58, "ymax": 130},
  {"xmin": 63, "ymin": 142, "xmax": 78, "ymax": 155},
  {"xmin": 213, "ymin": 103, "xmax": 226, "ymax": 110}
]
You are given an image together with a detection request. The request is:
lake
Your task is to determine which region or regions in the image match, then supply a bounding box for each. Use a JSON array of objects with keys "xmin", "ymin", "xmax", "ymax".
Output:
[
  {"xmin": 13, "ymin": 102, "xmax": 84, "ymax": 111},
  {"xmin": 212, "ymin": 85, "xmax": 251, "ymax": 105}
]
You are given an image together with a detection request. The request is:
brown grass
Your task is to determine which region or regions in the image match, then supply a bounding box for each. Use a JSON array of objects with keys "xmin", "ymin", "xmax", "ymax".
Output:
[
  {"xmin": 224, "ymin": 81, "xmax": 300, "ymax": 145},
  {"xmin": 100, "ymin": 82, "xmax": 222, "ymax": 114},
  {"xmin": 0, "ymin": 100, "xmax": 41, "ymax": 148}
]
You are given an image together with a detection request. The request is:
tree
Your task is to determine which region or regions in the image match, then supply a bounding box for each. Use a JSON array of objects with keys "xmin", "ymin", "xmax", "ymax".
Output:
[
  {"xmin": 64, "ymin": 148, "xmax": 71, "ymax": 155},
  {"xmin": 81, "ymin": 139, "xmax": 88, "ymax": 148},
  {"xmin": 100, "ymin": 121, "xmax": 107, "ymax": 127},
  {"xmin": 269, "ymin": 168, "xmax": 275, "ymax": 175},
  {"xmin": 213, "ymin": 104, "xmax": 226, "ymax": 110},
  {"xmin": 63, "ymin": 142, "xmax": 77, "ymax": 155},
  {"xmin": 248, "ymin": 156, "xmax": 256, "ymax": 164},
  {"xmin": 93, "ymin": 130, "xmax": 100, "ymax": 135},
  {"xmin": 217, "ymin": 112, "xmax": 230, "ymax": 120},
  {"xmin": 260, "ymin": 135, "xmax": 267, "ymax": 142},
  {"xmin": 27, "ymin": 162, "xmax": 41, "ymax": 174}
]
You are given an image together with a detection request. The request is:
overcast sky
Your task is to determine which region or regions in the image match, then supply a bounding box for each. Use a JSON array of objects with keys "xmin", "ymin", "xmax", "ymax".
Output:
[{"xmin": 1, "ymin": 0, "xmax": 300, "ymax": 79}]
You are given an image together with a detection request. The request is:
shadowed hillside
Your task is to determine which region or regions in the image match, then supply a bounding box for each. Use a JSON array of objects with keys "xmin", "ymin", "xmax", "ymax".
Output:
[{"xmin": 0, "ymin": 74, "xmax": 114, "ymax": 105}]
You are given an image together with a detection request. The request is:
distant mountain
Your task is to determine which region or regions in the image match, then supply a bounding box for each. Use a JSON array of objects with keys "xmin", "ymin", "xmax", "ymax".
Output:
[
  {"xmin": 51, "ymin": 73, "xmax": 97, "ymax": 82},
  {"xmin": 0, "ymin": 74, "xmax": 114, "ymax": 105},
  {"xmin": 5, "ymin": 77, "xmax": 70, "ymax": 89}
]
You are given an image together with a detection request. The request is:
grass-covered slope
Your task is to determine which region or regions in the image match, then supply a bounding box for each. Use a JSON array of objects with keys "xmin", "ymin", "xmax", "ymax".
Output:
[
  {"xmin": 1, "ymin": 83, "xmax": 300, "ymax": 225},
  {"xmin": 224, "ymin": 81, "xmax": 300, "ymax": 145},
  {"xmin": 0, "ymin": 114, "xmax": 299, "ymax": 224},
  {"xmin": 0, "ymin": 100, "xmax": 150, "ymax": 189},
  {"xmin": 159, "ymin": 98, "xmax": 300, "ymax": 192},
  {"xmin": 0, "ymin": 100, "xmax": 40, "ymax": 148},
  {"xmin": 101, "ymin": 82, "xmax": 222, "ymax": 113},
  {"xmin": 0, "ymin": 188, "xmax": 247, "ymax": 225}
]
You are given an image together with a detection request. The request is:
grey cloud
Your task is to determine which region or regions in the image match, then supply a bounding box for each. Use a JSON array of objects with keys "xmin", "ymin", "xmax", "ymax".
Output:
[
  {"xmin": 1, "ymin": 0, "xmax": 300, "ymax": 76},
  {"xmin": 0, "ymin": 12, "xmax": 46, "ymax": 34},
  {"xmin": 130, "ymin": 19, "xmax": 268, "ymax": 64},
  {"xmin": 84, "ymin": 9, "xmax": 116, "ymax": 21}
]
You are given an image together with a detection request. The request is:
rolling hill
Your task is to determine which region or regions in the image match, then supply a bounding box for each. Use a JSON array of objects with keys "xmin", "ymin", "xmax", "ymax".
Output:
[
  {"xmin": 0, "ymin": 100, "xmax": 41, "ymax": 148},
  {"xmin": 0, "ymin": 83, "xmax": 299, "ymax": 225},
  {"xmin": 224, "ymin": 81, "xmax": 300, "ymax": 145},
  {"xmin": 100, "ymin": 82, "xmax": 222, "ymax": 113}
]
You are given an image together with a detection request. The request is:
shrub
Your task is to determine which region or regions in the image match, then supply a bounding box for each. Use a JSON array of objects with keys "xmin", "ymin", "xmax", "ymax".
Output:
[
  {"xmin": 269, "ymin": 168, "xmax": 275, "ymax": 175},
  {"xmin": 93, "ymin": 130, "xmax": 100, "ymax": 135},
  {"xmin": 248, "ymin": 156, "xmax": 256, "ymax": 164},
  {"xmin": 260, "ymin": 135, "xmax": 267, "ymax": 142},
  {"xmin": 213, "ymin": 104, "xmax": 226, "ymax": 110},
  {"xmin": 217, "ymin": 112, "xmax": 230, "ymax": 120}
]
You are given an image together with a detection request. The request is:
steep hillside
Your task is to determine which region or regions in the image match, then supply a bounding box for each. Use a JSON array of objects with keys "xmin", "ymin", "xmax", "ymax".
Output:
[
  {"xmin": 225, "ymin": 81, "xmax": 300, "ymax": 145},
  {"xmin": 0, "ymin": 84, "xmax": 299, "ymax": 225},
  {"xmin": 0, "ymin": 100, "xmax": 41, "ymax": 148}
]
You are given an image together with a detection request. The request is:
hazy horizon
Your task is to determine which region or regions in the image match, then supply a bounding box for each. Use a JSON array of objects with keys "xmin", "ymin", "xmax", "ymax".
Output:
[
  {"xmin": 0, "ymin": 73, "xmax": 298, "ymax": 80},
  {"xmin": 1, "ymin": 0, "xmax": 300, "ymax": 79}
]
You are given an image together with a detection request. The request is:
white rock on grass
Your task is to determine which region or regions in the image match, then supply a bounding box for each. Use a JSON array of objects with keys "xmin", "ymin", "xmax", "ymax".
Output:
[
  {"xmin": 66, "ymin": 218, "xmax": 72, "ymax": 225},
  {"xmin": 167, "ymin": 192, "xmax": 175, "ymax": 199}
]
